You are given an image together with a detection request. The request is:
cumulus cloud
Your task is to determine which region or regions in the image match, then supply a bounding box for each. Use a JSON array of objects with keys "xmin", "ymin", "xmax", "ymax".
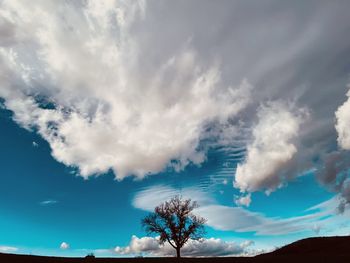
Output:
[
  {"xmin": 234, "ymin": 194, "xmax": 251, "ymax": 207},
  {"xmin": 335, "ymin": 87, "xmax": 350, "ymax": 150},
  {"xmin": 114, "ymin": 235, "xmax": 254, "ymax": 257},
  {"xmin": 329, "ymin": 85, "xmax": 350, "ymax": 209},
  {"xmin": 313, "ymin": 83, "xmax": 350, "ymax": 211},
  {"xmin": 1, "ymin": 0, "xmax": 350, "ymax": 209},
  {"xmin": 316, "ymin": 151, "xmax": 350, "ymax": 213},
  {"xmin": 60, "ymin": 242, "xmax": 69, "ymax": 250},
  {"xmin": 234, "ymin": 101, "xmax": 307, "ymax": 193},
  {"xmin": 0, "ymin": 0, "xmax": 252, "ymax": 180}
]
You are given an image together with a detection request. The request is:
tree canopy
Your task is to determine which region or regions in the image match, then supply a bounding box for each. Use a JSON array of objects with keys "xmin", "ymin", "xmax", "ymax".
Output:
[{"xmin": 142, "ymin": 195, "xmax": 206, "ymax": 258}]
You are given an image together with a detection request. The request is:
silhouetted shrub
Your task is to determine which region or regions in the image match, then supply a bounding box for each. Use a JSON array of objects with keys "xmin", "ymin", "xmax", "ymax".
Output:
[{"xmin": 85, "ymin": 252, "xmax": 95, "ymax": 261}]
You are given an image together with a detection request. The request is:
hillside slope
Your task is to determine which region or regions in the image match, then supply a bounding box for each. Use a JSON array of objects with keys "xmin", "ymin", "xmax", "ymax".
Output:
[
  {"xmin": 256, "ymin": 235, "xmax": 350, "ymax": 262},
  {"xmin": 271, "ymin": 236, "xmax": 350, "ymax": 256}
]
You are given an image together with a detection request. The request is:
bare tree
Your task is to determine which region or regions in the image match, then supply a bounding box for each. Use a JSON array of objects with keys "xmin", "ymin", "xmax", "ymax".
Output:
[{"xmin": 141, "ymin": 195, "xmax": 206, "ymax": 258}]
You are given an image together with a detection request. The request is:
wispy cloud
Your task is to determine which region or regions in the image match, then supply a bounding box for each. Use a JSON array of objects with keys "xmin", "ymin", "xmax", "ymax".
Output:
[
  {"xmin": 0, "ymin": 246, "xmax": 18, "ymax": 253},
  {"xmin": 132, "ymin": 185, "xmax": 213, "ymax": 211},
  {"xmin": 133, "ymin": 185, "xmax": 349, "ymax": 236},
  {"xmin": 39, "ymin": 200, "xmax": 58, "ymax": 206}
]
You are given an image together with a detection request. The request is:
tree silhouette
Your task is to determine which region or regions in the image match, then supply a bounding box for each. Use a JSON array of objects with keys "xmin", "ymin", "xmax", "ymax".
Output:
[{"xmin": 142, "ymin": 195, "xmax": 206, "ymax": 258}]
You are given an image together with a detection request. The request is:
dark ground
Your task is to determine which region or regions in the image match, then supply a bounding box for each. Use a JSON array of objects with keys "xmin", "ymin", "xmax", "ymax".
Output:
[{"xmin": 1, "ymin": 236, "xmax": 350, "ymax": 263}]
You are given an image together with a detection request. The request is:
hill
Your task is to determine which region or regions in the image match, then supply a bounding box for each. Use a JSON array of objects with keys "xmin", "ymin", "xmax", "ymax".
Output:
[
  {"xmin": 256, "ymin": 235, "xmax": 350, "ymax": 262},
  {"xmin": 265, "ymin": 235, "xmax": 350, "ymax": 256},
  {"xmin": 1, "ymin": 236, "xmax": 350, "ymax": 263}
]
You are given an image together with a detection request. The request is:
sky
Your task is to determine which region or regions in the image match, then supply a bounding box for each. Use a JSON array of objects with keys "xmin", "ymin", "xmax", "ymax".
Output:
[{"xmin": 1, "ymin": 0, "xmax": 350, "ymax": 258}]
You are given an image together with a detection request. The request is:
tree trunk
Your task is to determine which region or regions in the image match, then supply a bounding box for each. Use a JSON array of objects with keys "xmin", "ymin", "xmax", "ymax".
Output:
[{"xmin": 176, "ymin": 247, "xmax": 181, "ymax": 258}]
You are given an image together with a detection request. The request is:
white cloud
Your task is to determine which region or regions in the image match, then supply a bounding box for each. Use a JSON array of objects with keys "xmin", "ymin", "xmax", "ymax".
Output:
[
  {"xmin": 114, "ymin": 235, "xmax": 254, "ymax": 257},
  {"xmin": 133, "ymin": 185, "xmax": 347, "ymax": 236},
  {"xmin": 115, "ymin": 236, "xmax": 160, "ymax": 255},
  {"xmin": 235, "ymin": 194, "xmax": 251, "ymax": 207},
  {"xmin": 32, "ymin": 141, "xmax": 38, "ymax": 147},
  {"xmin": 39, "ymin": 199, "xmax": 58, "ymax": 206},
  {"xmin": 60, "ymin": 242, "xmax": 69, "ymax": 250},
  {"xmin": 132, "ymin": 185, "xmax": 214, "ymax": 211},
  {"xmin": 0, "ymin": 246, "xmax": 18, "ymax": 253},
  {"xmin": 196, "ymin": 204, "xmax": 316, "ymax": 235},
  {"xmin": 335, "ymin": 87, "xmax": 350, "ymax": 150},
  {"xmin": 234, "ymin": 101, "xmax": 307, "ymax": 193},
  {"xmin": 304, "ymin": 196, "xmax": 350, "ymax": 236},
  {"xmin": 312, "ymin": 224, "xmax": 321, "ymax": 234},
  {"xmin": 0, "ymin": 0, "xmax": 252, "ymax": 180}
]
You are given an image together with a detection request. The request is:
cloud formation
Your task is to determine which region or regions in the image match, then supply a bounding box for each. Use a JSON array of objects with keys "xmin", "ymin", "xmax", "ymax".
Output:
[
  {"xmin": 132, "ymin": 185, "xmax": 213, "ymax": 211},
  {"xmin": 234, "ymin": 101, "xmax": 307, "ymax": 193},
  {"xmin": 0, "ymin": 246, "xmax": 18, "ymax": 253},
  {"xmin": 0, "ymin": 0, "xmax": 350, "ymax": 208},
  {"xmin": 39, "ymin": 200, "xmax": 58, "ymax": 206},
  {"xmin": 311, "ymin": 85, "xmax": 350, "ymax": 210},
  {"xmin": 316, "ymin": 151, "xmax": 350, "ymax": 212},
  {"xmin": 133, "ymin": 185, "xmax": 337, "ymax": 236},
  {"xmin": 60, "ymin": 242, "xmax": 69, "ymax": 250},
  {"xmin": 234, "ymin": 194, "xmax": 251, "ymax": 207},
  {"xmin": 114, "ymin": 235, "xmax": 254, "ymax": 257},
  {"xmin": 0, "ymin": 0, "xmax": 252, "ymax": 180},
  {"xmin": 335, "ymin": 87, "xmax": 350, "ymax": 150}
]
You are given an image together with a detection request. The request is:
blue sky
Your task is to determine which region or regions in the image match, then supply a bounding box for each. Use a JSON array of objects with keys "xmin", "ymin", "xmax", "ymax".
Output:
[{"xmin": 1, "ymin": 0, "xmax": 350, "ymax": 258}]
